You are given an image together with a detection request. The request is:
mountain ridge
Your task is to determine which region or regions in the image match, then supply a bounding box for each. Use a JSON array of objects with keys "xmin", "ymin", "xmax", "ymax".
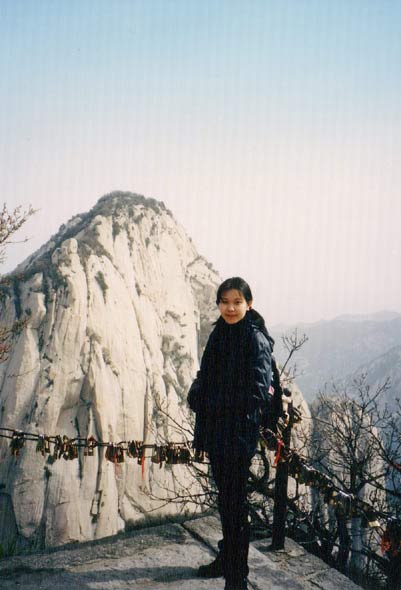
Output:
[{"xmin": 272, "ymin": 314, "xmax": 401, "ymax": 402}]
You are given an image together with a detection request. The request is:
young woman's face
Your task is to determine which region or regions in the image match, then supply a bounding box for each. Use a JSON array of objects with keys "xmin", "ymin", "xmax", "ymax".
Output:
[{"xmin": 218, "ymin": 289, "xmax": 252, "ymax": 324}]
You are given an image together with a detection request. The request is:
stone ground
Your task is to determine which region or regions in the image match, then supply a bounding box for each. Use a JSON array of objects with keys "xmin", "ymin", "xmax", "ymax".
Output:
[{"xmin": 0, "ymin": 514, "xmax": 362, "ymax": 590}]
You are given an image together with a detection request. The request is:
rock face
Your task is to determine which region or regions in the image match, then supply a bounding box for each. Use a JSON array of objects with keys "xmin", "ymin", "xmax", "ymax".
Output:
[{"xmin": 0, "ymin": 192, "xmax": 220, "ymax": 551}]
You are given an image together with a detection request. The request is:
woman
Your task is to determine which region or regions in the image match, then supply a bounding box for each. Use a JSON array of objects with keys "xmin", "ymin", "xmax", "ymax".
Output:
[{"xmin": 188, "ymin": 277, "xmax": 273, "ymax": 590}]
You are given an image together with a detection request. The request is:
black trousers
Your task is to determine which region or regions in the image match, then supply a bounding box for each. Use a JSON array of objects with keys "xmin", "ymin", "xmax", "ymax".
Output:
[{"xmin": 209, "ymin": 452, "xmax": 251, "ymax": 582}]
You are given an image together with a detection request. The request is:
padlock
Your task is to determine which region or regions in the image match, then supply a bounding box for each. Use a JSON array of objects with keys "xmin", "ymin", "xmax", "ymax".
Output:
[
  {"xmin": 137, "ymin": 444, "xmax": 144, "ymax": 465},
  {"xmin": 66, "ymin": 441, "xmax": 79, "ymax": 460},
  {"xmin": 298, "ymin": 464, "xmax": 317, "ymax": 486},
  {"xmin": 116, "ymin": 445, "xmax": 124, "ymax": 463},
  {"xmin": 105, "ymin": 443, "xmax": 116, "ymax": 462},
  {"xmin": 317, "ymin": 472, "xmax": 332, "ymax": 490},
  {"xmin": 84, "ymin": 436, "xmax": 97, "ymax": 456},
  {"xmin": 36, "ymin": 435, "xmax": 46, "ymax": 456},
  {"xmin": 151, "ymin": 446, "xmax": 162, "ymax": 464},
  {"xmin": 165, "ymin": 444, "xmax": 174, "ymax": 464},
  {"xmin": 288, "ymin": 455, "xmax": 303, "ymax": 478},
  {"xmin": 10, "ymin": 431, "xmax": 25, "ymax": 456},
  {"xmin": 179, "ymin": 447, "xmax": 191, "ymax": 464},
  {"xmin": 159, "ymin": 445, "xmax": 167, "ymax": 464},
  {"xmin": 53, "ymin": 435, "xmax": 63, "ymax": 460},
  {"xmin": 62, "ymin": 436, "xmax": 71, "ymax": 460},
  {"xmin": 166, "ymin": 444, "xmax": 179, "ymax": 464},
  {"xmin": 128, "ymin": 440, "xmax": 141, "ymax": 459},
  {"xmin": 362, "ymin": 509, "xmax": 380, "ymax": 529}
]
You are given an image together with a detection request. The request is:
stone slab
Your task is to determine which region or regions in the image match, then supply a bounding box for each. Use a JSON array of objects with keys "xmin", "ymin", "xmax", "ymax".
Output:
[
  {"xmin": 0, "ymin": 522, "xmax": 224, "ymax": 590},
  {"xmin": 184, "ymin": 515, "xmax": 304, "ymax": 590},
  {"xmin": 0, "ymin": 516, "xmax": 364, "ymax": 590},
  {"xmin": 253, "ymin": 537, "xmax": 362, "ymax": 590}
]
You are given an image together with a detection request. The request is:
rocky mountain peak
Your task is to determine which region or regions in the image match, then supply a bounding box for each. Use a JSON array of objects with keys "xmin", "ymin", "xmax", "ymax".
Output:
[{"xmin": 0, "ymin": 192, "xmax": 220, "ymax": 551}]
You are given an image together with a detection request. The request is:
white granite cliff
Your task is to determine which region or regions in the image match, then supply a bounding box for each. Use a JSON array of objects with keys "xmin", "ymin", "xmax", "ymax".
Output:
[{"xmin": 0, "ymin": 192, "xmax": 221, "ymax": 551}]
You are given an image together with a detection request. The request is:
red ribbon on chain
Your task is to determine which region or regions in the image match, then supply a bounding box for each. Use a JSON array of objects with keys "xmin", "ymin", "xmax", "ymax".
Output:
[{"xmin": 274, "ymin": 440, "xmax": 284, "ymax": 467}]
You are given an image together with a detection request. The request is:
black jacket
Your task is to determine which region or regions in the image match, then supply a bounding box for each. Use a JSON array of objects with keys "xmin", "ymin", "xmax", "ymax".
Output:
[{"xmin": 188, "ymin": 312, "xmax": 273, "ymax": 461}]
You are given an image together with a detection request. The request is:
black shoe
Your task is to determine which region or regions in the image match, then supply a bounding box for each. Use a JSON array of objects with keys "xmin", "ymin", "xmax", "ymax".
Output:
[
  {"xmin": 197, "ymin": 554, "xmax": 224, "ymax": 578},
  {"xmin": 224, "ymin": 578, "xmax": 248, "ymax": 590}
]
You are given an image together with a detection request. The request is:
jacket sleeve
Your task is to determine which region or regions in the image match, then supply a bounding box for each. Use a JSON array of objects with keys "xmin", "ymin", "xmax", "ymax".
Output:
[
  {"xmin": 187, "ymin": 371, "xmax": 202, "ymax": 413},
  {"xmin": 188, "ymin": 330, "xmax": 213, "ymax": 413},
  {"xmin": 187, "ymin": 370, "xmax": 208, "ymax": 452},
  {"xmin": 250, "ymin": 330, "xmax": 273, "ymax": 410}
]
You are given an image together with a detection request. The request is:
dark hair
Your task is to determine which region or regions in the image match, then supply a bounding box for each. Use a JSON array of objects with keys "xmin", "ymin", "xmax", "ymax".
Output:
[
  {"xmin": 216, "ymin": 276, "xmax": 253, "ymax": 305},
  {"xmin": 216, "ymin": 276, "xmax": 274, "ymax": 346}
]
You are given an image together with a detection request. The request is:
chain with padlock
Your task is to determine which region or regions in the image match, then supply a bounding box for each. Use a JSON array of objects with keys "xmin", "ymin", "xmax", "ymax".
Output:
[
  {"xmin": 314, "ymin": 471, "xmax": 333, "ymax": 490},
  {"xmin": 159, "ymin": 445, "xmax": 168, "ymax": 464},
  {"xmin": 288, "ymin": 453, "xmax": 304, "ymax": 479},
  {"xmin": 61, "ymin": 436, "xmax": 70, "ymax": 460},
  {"xmin": 178, "ymin": 445, "xmax": 192, "ymax": 464},
  {"xmin": 166, "ymin": 443, "xmax": 181, "ymax": 464},
  {"xmin": 84, "ymin": 436, "xmax": 97, "ymax": 456},
  {"xmin": 53, "ymin": 435, "xmax": 64, "ymax": 459},
  {"xmin": 36, "ymin": 435, "xmax": 51, "ymax": 456},
  {"xmin": 62, "ymin": 437, "xmax": 79, "ymax": 461},
  {"xmin": 127, "ymin": 440, "xmax": 142, "ymax": 459},
  {"xmin": 116, "ymin": 444, "xmax": 124, "ymax": 463},
  {"xmin": 359, "ymin": 501, "xmax": 381, "ymax": 528},
  {"xmin": 151, "ymin": 445, "xmax": 167, "ymax": 467},
  {"xmin": 360, "ymin": 502, "xmax": 381, "ymax": 529},
  {"xmin": 298, "ymin": 464, "xmax": 321, "ymax": 487},
  {"xmin": 105, "ymin": 443, "xmax": 124, "ymax": 464},
  {"xmin": 10, "ymin": 431, "xmax": 25, "ymax": 456},
  {"xmin": 136, "ymin": 443, "xmax": 145, "ymax": 465}
]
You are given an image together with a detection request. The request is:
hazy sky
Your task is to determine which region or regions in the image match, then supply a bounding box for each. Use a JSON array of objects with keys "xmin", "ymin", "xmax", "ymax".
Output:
[{"xmin": 1, "ymin": 1, "xmax": 400, "ymax": 324}]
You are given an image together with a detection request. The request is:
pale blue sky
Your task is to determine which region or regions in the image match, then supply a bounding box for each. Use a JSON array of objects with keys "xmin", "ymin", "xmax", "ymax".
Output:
[{"xmin": 1, "ymin": 1, "xmax": 400, "ymax": 323}]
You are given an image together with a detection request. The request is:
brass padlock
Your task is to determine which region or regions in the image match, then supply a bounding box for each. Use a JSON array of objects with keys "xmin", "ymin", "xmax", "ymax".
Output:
[
  {"xmin": 116, "ymin": 445, "xmax": 124, "ymax": 463},
  {"xmin": 84, "ymin": 436, "xmax": 97, "ymax": 456},
  {"xmin": 10, "ymin": 431, "xmax": 25, "ymax": 456},
  {"xmin": 151, "ymin": 445, "xmax": 162, "ymax": 464},
  {"xmin": 53, "ymin": 435, "xmax": 63, "ymax": 460}
]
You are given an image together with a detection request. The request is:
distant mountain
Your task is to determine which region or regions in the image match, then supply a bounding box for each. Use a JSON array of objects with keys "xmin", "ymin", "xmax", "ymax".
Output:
[
  {"xmin": 333, "ymin": 311, "xmax": 401, "ymax": 323},
  {"xmin": 271, "ymin": 313, "xmax": 401, "ymax": 403},
  {"xmin": 346, "ymin": 344, "xmax": 401, "ymax": 408}
]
